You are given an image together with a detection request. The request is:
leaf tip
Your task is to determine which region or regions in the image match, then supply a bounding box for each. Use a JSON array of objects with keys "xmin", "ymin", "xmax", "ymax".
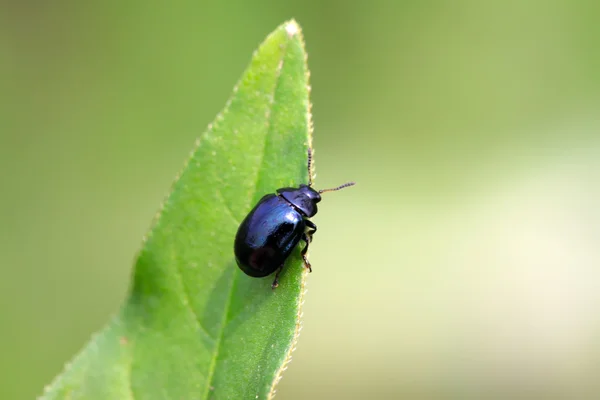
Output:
[{"xmin": 284, "ymin": 19, "xmax": 301, "ymax": 38}]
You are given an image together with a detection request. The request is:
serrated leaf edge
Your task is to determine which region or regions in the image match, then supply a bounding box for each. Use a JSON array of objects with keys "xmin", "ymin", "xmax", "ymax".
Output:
[{"xmin": 267, "ymin": 19, "xmax": 313, "ymax": 400}]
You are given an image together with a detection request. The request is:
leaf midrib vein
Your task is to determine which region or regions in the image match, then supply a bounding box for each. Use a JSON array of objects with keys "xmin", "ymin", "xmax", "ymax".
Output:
[{"xmin": 201, "ymin": 35, "xmax": 291, "ymax": 399}]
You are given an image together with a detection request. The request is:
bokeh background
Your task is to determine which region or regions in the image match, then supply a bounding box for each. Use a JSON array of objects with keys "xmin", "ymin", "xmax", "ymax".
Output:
[{"xmin": 2, "ymin": 1, "xmax": 600, "ymax": 399}]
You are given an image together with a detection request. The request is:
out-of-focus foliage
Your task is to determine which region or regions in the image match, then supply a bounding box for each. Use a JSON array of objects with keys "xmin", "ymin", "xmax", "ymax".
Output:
[{"xmin": 1, "ymin": 1, "xmax": 599, "ymax": 399}]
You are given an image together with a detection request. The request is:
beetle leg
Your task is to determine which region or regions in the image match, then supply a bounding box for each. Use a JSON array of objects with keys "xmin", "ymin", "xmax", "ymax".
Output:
[
  {"xmin": 305, "ymin": 220, "xmax": 317, "ymax": 235},
  {"xmin": 300, "ymin": 233, "xmax": 313, "ymax": 273},
  {"xmin": 272, "ymin": 265, "xmax": 284, "ymax": 289},
  {"xmin": 305, "ymin": 220, "xmax": 317, "ymax": 243}
]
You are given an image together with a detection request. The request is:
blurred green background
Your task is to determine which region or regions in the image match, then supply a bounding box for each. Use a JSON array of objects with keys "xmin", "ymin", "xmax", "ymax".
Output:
[{"xmin": 2, "ymin": 1, "xmax": 600, "ymax": 399}]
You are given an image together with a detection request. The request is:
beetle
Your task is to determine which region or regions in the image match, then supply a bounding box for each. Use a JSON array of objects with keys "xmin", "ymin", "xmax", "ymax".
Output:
[{"xmin": 234, "ymin": 149, "xmax": 355, "ymax": 289}]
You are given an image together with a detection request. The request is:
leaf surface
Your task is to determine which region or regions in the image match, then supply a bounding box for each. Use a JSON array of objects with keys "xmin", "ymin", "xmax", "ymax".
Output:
[{"xmin": 41, "ymin": 20, "xmax": 311, "ymax": 400}]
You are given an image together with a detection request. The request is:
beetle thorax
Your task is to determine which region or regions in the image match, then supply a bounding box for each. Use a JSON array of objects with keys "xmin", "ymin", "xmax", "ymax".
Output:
[{"xmin": 276, "ymin": 184, "xmax": 321, "ymax": 217}]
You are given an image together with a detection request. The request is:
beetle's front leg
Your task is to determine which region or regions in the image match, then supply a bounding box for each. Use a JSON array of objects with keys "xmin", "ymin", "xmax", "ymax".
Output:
[
  {"xmin": 305, "ymin": 220, "xmax": 317, "ymax": 242},
  {"xmin": 300, "ymin": 232, "xmax": 312, "ymax": 273}
]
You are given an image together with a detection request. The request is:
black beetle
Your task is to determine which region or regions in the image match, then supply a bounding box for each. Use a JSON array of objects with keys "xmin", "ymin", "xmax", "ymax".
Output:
[{"xmin": 234, "ymin": 149, "xmax": 354, "ymax": 289}]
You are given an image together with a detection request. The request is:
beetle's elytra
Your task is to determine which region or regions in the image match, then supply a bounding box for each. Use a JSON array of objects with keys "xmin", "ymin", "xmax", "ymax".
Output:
[{"xmin": 234, "ymin": 149, "xmax": 354, "ymax": 289}]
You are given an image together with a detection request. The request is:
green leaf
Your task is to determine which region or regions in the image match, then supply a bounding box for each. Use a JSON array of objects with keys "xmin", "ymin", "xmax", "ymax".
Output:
[{"xmin": 41, "ymin": 20, "xmax": 312, "ymax": 400}]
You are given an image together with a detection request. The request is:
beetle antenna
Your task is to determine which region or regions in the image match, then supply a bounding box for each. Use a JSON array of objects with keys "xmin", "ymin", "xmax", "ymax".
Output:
[
  {"xmin": 318, "ymin": 182, "xmax": 355, "ymax": 194},
  {"xmin": 307, "ymin": 148, "xmax": 314, "ymax": 187}
]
